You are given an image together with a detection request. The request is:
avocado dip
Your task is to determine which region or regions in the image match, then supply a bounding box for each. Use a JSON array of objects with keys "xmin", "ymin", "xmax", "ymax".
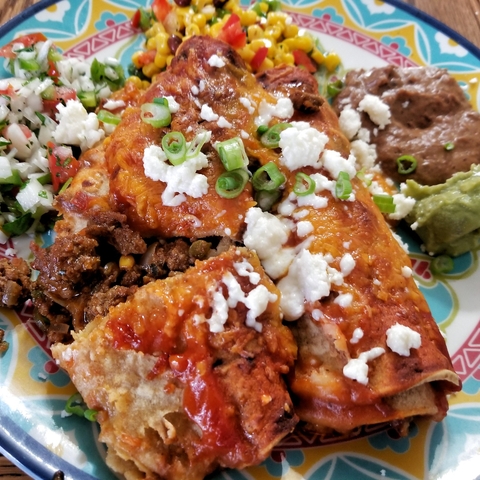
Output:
[{"xmin": 403, "ymin": 164, "xmax": 480, "ymax": 257}]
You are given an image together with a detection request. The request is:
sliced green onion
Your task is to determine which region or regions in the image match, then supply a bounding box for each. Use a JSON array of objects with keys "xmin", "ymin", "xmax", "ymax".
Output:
[
  {"xmin": 252, "ymin": 162, "xmax": 285, "ymax": 191},
  {"xmin": 215, "ymin": 168, "xmax": 249, "ymax": 198},
  {"xmin": 186, "ymin": 130, "xmax": 210, "ymax": 158},
  {"xmin": 373, "ymin": 194, "xmax": 396, "ymax": 214},
  {"xmin": 47, "ymin": 47, "xmax": 63, "ymax": 62},
  {"xmin": 162, "ymin": 131, "xmax": 187, "ymax": 165},
  {"xmin": 58, "ymin": 177, "xmax": 73, "ymax": 194},
  {"xmin": 256, "ymin": 125, "xmax": 269, "ymax": 135},
  {"xmin": 335, "ymin": 171, "xmax": 352, "ymax": 200},
  {"xmin": 444, "ymin": 142, "xmax": 455, "ymax": 151},
  {"xmin": 77, "ymin": 90, "xmax": 97, "ymax": 109},
  {"xmin": 356, "ymin": 167, "xmax": 372, "ymax": 187},
  {"xmin": 153, "ymin": 97, "xmax": 169, "ymax": 106},
  {"xmin": 327, "ymin": 79, "xmax": 343, "ymax": 97},
  {"xmin": 141, "ymin": 101, "xmax": 171, "ymax": 128},
  {"xmin": 65, "ymin": 393, "xmax": 98, "ymax": 422},
  {"xmin": 430, "ymin": 255, "xmax": 454, "ymax": 275},
  {"xmin": 396, "ymin": 155, "xmax": 417, "ymax": 175},
  {"xmin": 260, "ymin": 123, "xmax": 291, "ymax": 148},
  {"xmin": 97, "ymin": 109, "xmax": 121, "ymax": 125},
  {"xmin": 216, "ymin": 137, "xmax": 248, "ymax": 171},
  {"xmin": 293, "ymin": 172, "xmax": 315, "ymax": 196},
  {"xmin": 255, "ymin": 189, "xmax": 281, "ymax": 211}
]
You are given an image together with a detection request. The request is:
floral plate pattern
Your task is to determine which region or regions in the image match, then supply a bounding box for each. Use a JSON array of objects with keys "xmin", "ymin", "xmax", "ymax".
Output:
[{"xmin": 0, "ymin": 1, "xmax": 480, "ymax": 479}]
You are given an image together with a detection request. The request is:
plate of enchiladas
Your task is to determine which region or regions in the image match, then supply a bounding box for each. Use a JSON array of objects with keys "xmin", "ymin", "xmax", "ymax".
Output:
[{"xmin": 0, "ymin": 0, "xmax": 479, "ymax": 479}]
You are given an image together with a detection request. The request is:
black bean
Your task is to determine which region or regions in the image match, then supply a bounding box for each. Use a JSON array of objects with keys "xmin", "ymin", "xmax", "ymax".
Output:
[{"xmin": 168, "ymin": 34, "xmax": 183, "ymax": 54}]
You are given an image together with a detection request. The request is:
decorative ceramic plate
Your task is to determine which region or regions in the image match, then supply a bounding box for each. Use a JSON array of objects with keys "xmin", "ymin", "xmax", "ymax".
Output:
[{"xmin": 0, "ymin": 1, "xmax": 479, "ymax": 479}]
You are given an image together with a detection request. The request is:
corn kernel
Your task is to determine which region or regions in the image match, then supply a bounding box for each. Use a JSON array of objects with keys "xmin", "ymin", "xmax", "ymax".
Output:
[
  {"xmin": 257, "ymin": 57, "xmax": 274, "ymax": 73},
  {"xmin": 186, "ymin": 23, "xmax": 201, "ymax": 36},
  {"xmin": 192, "ymin": 0, "xmax": 207, "ymax": 10},
  {"xmin": 142, "ymin": 62, "xmax": 161, "ymax": 78},
  {"xmin": 283, "ymin": 52, "xmax": 295, "ymax": 65},
  {"xmin": 146, "ymin": 36, "xmax": 157, "ymax": 50},
  {"xmin": 155, "ymin": 32, "xmax": 171, "ymax": 55},
  {"xmin": 209, "ymin": 21, "xmax": 224, "ymax": 38},
  {"xmin": 324, "ymin": 51, "xmax": 341, "ymax": 72},
  {"xmin": 238, "ymin": 46, "xmax": 256, "ymax": 63},
  {"xmin": 266, "ymin": 11, "xmax": 289, "ymax": 26},
  {"xmin": 264, "ymin": 25, "xmax": 283, "ymax": 41},
  {"xmin": 166, "ymin": 54, "xmax": 175, "ymax": 67},
  {"xmin": 126, "ymin": 75, "xmax": 143, "ymax": 88},
  {"xmin": 192, "ymin": 13, "xmax": 207, "ymax": 29},
  {"xmin": 224, "ymin": 0, "xmax": 241, "ymax": 14},
  {"xmin": 258, "ymin": 1, "xmax": 269, "ymax": 14},
  {"xmin": 310, "ymin": 48, "xmax": 325, "ymax": 65},
  {"xmin": 141, "ymin": 80, "xmax": 151, "ymax": 89},
  {"xmin": 239, "ymin": 10, "xmax": 258, "ymax": 26},
  {"xmin": 146, "ymin": 22, "xmax": 165, "ymax": 38},
  {"xmin": 247, "ymin": 24, "xmax": 265, "ymax": 42},
  {"xmin": 283, "ymin": 24, "xmax": 299, "ymax": 38},
  {"xmin": 154, "ymin": 52, "xmax": 168, "ymax": 69},
  {"xmin": 283, "ymin": 35, "xmax": 313, "ymax": 52},
  {"xmin": 119, "ymin": 255, "xmax": 135, "ymax": 269}
]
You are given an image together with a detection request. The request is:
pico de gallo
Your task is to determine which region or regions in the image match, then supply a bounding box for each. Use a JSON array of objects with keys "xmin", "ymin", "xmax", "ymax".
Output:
[{"xmin": 0, "ymin": 33, "xmax": 125, "ymax": 241}]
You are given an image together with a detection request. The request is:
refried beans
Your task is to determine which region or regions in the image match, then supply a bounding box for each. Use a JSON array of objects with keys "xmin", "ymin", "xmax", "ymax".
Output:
[{"xmin": 333, "ymin": 65, "xmax": 480, "ymax": 186}]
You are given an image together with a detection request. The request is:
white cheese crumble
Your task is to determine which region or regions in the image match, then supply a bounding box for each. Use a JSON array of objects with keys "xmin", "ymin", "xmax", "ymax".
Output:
[
  {"xmin": 279, "ymin": 121, "xmax": 328, "ymax": 171},
  {"xmin": 338, "ymin": 106, "xmax": 362, "ymax": 140},
  {"xmin": 322, "ymin": 149, "xmax": 357, "ymax": 180},
  {"xmin": 255, "ymin": 97, "xmax": 293, "ymax": 126},
  {"xmin": 217, "ymin": 116, "xmax": 232, "ymax": 128},
  {"xmin": 233, "ymin": 259, "xmax": 260, "ymax": 285},
  {"xmin": 102, "ymin": 99, "xmax": 126, "ymax": 110},
  {"xmin": 53, "ymin": 99, "xmax": 105, "ymax": 150},
  {"xmin": 239, "ymin": 96, "xmax": 255, "ymax": 114},
  {"xmin": 296, "ymin": 220, "xmax": 314, "ymax": 237},
  {"xmin": 243, "ymin": 207, "xmax": 294, "ymax": 279},
  {"xmin": 200, "ymin": 104, "xmax": 219, "ymax": 122},
  {"xmin": 343, "ymin": 347, "xmax": 385, "ymax": 385},
  {"xmin": 334, "ymin": 292, "xmax": 353, "ymax": 308},
  {"xmin": 277, "ymin": 248, "xmax": 344, "ymax": 320},
  {"xmin": 386, "ymin": 323, "xmax": 421, "ymax": 356},
  {"xmin": 339, "ymin": 253, "xmax": 355, "ymax": 276},
  {"xmin": 208, "ymin": 54, "xmax": 226, "ymax": 68},
  {"xmin": 350, "ymin": 327, "xmax": 364, "ymax": 344},
  {"xmin": 143, "ymin": 133, "xmax": 210, "ymax": 206},
  {"xmin": 358, "ymin": 94, "xmax": 391, "ymax": 129}
]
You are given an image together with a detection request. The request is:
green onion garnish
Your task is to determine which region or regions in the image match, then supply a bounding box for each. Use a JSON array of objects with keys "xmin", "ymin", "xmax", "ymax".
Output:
[
  {"xmin": 19, "ymin": 58, "xmax": 40, "ymax": 71},
  {"xmin": 186, "ymin": 130, "xmax": 210, "ymax": 158},
  {"xmin": 97, "ymin": 109, "xmax": 121, "ymax": 125},
  {"xmin": 65, "ymin": 392, "xmax": 98, "ymax": 422},
  {"xmin": 0, "ymin": 136, "xmax": 11, "ymax": 148},
  {"xmin": 215, "ymin": 168, "xmax": 249, "ymax": 198},
  {"xmin": 260, "ymin": 122, "xmax": 291, "ymax": 149},
  {"xmin": 356, "ymin": 167, "xmax": 372, "ymax": 187},
  {"xmin": 430, "ymin": 255, "xmax": 454, "ymax": 275},
  {"xmin": 255, "ymin": 189, "xmax": 281, "ymax": 211},
  {"xmin": 396, "ymin": 155, "xmax": 417, "ymax": 174},
  {"xmin": 335, "ymin": 171, "xmax": 352, "ymax": 200},
  {"xmin": 162, "ymin": 131, "xmax": 187, "ymax": 165},
  {"xmin": 444, "ymin": 142, "xmax": 455, "ymax": 151},
  {"xmin": 327, "ymin": 79, "xmax": 343, "ymax": 97},
  {"xmin": 373, "ymin": 194, "xmax": 396, "ymax": 214},
  {"xmin": 141, "ymin": 100, "xmax": 171, "ymax": 128},
  {"xmin": 256, "ymin": 125, "xmax": 269, "ymax": 135},
  {"xmin": 252, "ymin": 162, "xmax": 285, "ymax": 191},
  {"xmin": 216, "ymin": 137, "xmax": 249, "ymax": 171},
  {"xmin": 293, "ymin": 172, "xmax": 315, "ymax": 196}
]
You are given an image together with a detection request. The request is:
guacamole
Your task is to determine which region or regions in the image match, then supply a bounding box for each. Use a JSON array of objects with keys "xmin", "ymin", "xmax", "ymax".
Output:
[{"xmin": 403, "ymin": 164, "xmax": 480, "ymax": 257}]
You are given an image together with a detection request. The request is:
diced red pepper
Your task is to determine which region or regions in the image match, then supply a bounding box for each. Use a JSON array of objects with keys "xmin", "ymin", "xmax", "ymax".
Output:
[
  {"xmin": 47, "ymin": 142, "xmax": 80, "ymax": 192},
  {"xmin": 292, "ymin": 49, "xmax": 317, "ymax": 73},
  {"xmin": 218, "ymin": 13, "xmax": 246, "ymax": 49},
  {"xmin": 250, "ymin": 46, "xmax": 268, "ymax": 71},
  {"xmin": 152, "ymin": 0, "xmax": 172, "ymax": 22},
  {"xmin": 0, "ymin": 33, "xmax": 47, "ymax": 58},
  {"xmin": 135, "ymin": 49, "xmax": 157, "ymax": 67},
  {"xmin": 131, "ymin": 9, "xmax": 141, "ymax": 28}
]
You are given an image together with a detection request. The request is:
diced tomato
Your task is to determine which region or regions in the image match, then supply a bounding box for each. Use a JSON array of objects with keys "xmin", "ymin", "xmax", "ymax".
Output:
[
  {"xmin": 47, "ymin": 142, "xmax": 80, "ymax": 192},
  {"xmin": 0, "ymin": 83, "xmax": 15, "ymax": 97},
  {"xmin": 42, "ymin": 86, "xmax": 77, "ymax": 118},
  {"xmin": 250, "ymin": 46, "xmax": 268, "ymax": 71},
  {"xmin": 152, "ymin": 0, "xmax": 172, "ymax": 22},
  {"xmin": 292, "ymin": 49, "xmax": 317, "ymax": 73},
  {"xmin": 135, "ymin": 49, "xmax": 157, "ymax": 67},
  {"xmin": 218, "ymin": 13, "xmax": 246, "ymax": 49},
  {"xmin": 0, "ymin": 33, "xmax": 47, "ymax": 59},
  {"xmin": 131, "ymin": 9, "xmax": 141, "ymax": 28}
]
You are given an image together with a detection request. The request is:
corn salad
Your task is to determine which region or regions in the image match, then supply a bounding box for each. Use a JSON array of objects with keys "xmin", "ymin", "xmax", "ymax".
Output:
[{"xmin": 129, "ymin": 0, "xmax": 341, "ymax": 81}]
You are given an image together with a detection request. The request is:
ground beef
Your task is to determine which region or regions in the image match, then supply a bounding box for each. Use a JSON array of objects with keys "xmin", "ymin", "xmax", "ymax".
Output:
[
  {"xmin": 0, "ymin": 257, "xmax": 32, "ymax": 308},
  {"xmin": 333, "ymin": 65, "xmax": 480, "ymax": 186}
]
